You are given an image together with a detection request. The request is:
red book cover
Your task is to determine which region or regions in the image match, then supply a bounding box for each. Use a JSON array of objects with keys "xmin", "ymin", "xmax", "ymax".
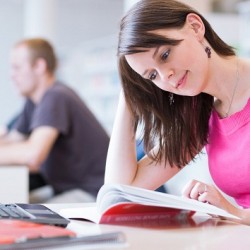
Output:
[{"xmin": 99, "ymin": 202, "xmax": 195, "ymax": 227}]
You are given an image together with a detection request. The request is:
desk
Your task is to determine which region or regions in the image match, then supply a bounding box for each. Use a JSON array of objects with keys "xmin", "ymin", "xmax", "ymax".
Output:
[
  {"xmin": 46, "ymin": 203, "xmax": 250, "ymax": 250},
  {"xmin": 0, "ymin": 166, "xmax": 28, "ymax": 203}
]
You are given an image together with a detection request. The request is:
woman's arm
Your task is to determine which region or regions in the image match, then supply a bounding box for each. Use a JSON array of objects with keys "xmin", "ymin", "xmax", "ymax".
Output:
[
  {"xmin": 105, "ymin": 91, "xmax": 180, "ymax": 190},
  {"xmin": 105, "ymin": 91, "xmax": 137, "ymax": 185}
]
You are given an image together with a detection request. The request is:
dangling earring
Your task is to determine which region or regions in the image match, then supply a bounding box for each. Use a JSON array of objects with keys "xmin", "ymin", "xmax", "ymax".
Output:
[
  {"xmin": 205, "ymin": 46, "xmax": 211, "ymax": 58},
  {"xmin": 169, "ymin": 93, "xmax": 174, "ymax": 105}
]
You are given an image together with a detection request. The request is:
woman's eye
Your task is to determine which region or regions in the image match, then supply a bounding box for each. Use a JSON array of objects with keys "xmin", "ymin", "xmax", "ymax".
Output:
[
  {"xmin": 149, "ymin": 71, "xmax": 157, "ymax": 81},
  {"xmin": 161, "ymin": 49, "xmax": 170, "ymax": 61}
]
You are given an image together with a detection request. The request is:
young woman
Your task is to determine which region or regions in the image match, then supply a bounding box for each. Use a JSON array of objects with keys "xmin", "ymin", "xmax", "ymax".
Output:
[{"xmin": 105, "ymin": 0, "xmax": 250, "ymax": 224}]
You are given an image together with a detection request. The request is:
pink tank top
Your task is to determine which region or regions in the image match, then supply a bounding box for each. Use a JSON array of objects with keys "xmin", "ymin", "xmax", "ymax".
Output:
[{"xmin": 206, "ymin": 99, "xmax": 250, "ymax": 208}]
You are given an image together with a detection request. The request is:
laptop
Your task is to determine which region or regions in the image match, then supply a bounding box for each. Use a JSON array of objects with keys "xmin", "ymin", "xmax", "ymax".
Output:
[{"xmin": 0, "ymin": 203, "xmax": 69, "ymax": 227}]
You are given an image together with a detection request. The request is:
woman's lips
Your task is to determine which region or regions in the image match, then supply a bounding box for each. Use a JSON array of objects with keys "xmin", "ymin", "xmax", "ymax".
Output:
[{"xmin": 177, "ymin": 71, "xmax": 188, "ymax": 88}]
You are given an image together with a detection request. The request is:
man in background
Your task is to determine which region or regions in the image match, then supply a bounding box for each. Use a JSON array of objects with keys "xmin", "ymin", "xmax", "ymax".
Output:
[{"xmin": 0, "ymin": 38, "xmax": 109, "ymax": 202}]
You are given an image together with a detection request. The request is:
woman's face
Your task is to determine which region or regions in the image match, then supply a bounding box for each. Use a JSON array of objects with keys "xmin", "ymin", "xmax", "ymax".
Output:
[{"xmin": 125, "ymin": 14, "xmax": 210, "ymax": 96}]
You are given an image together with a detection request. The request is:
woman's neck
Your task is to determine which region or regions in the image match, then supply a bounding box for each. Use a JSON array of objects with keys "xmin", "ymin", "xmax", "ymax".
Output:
[{"xmin": 205, "ymin": 56, "xmax": 249, "ymax": 118}]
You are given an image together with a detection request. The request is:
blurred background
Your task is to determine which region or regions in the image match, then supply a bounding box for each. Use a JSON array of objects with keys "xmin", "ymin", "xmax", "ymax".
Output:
[{"xmin": 0, "ymin": 0, "xmax": 250, "ymax": 135}]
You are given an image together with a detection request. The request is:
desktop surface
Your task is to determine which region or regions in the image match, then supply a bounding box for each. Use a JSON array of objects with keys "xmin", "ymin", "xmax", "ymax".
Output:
[{"xmin": 46, "ymin": 203, "xmax": 250, "ymax": 250}]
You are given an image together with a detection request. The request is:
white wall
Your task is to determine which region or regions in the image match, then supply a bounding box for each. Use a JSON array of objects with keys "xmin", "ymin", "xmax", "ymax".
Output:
[{"xmin": 0, "ymin": 1, "xmax": 24, "ymax": 125}]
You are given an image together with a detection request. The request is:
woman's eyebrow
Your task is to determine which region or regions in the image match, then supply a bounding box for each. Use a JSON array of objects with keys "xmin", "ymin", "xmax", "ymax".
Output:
[
  {"xmin": 142, "ymin": 46, "xmax": 160, "ymax": 77},
  {"xmin": 142, "ymin": 69, "xmax": 148, "ymax": 77},
  {"xmin": 153, "ymin": 46, "xmax": 160, "ymax": 59}
]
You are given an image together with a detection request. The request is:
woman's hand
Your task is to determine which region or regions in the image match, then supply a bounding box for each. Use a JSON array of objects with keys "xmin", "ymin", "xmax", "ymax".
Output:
[
  {"xmin": 182, "ymin": 179, "xmax": 250, "ymax": 225},
  {"xmin": 182, "ymin": 179, "xmax": 235, "ymax": 212}
]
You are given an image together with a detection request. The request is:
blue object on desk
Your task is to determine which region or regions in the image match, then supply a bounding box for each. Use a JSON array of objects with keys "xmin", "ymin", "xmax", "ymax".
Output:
[{"xmin": 136, "ymin": 140, "xmax": 167, "ymax": 194}]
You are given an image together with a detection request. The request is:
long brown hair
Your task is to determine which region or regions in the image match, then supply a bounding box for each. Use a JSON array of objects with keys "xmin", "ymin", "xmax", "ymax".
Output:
[{"xmin": 118, "ymin": 0, "xmax": 235, "ymax": 168}]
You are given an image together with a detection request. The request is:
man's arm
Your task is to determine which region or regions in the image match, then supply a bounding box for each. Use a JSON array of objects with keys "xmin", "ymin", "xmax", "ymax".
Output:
[
  {"xmin": 0, "ymin": 126, "xmax": 8, "ymax": 138},
  {"xmin": 0, "ymin": 126, "xmax": 59, "ymax": 172},
  {"xmin": 0, "ymin": 129, "xmax": 27, "ymax": 145}
]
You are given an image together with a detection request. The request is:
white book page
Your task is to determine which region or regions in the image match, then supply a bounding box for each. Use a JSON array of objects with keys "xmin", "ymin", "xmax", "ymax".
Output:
[
  {"xmin": 60, "ymin": 205, "xmax": 101, "ymax": 223},
  {"xmin": 99, "ymin": 184, "xmax": 239, "ymax": 220},
  {"xmin": 59, "ymin": 185, "xmax": 131, "ymax": 222}
]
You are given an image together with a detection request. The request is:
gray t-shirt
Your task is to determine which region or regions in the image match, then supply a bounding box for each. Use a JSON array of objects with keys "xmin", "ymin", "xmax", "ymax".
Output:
[{"xmin": 14, "ymin": 82, "xmax": 109, "ymax": 196}]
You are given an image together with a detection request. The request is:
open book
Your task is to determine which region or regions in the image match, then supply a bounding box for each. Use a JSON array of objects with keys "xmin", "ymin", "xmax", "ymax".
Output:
[{"xmin": 60, "ymin": 184, "xmax": 240, "ymax": 227}]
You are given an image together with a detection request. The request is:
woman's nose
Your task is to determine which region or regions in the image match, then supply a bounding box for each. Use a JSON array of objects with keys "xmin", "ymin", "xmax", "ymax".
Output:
[{"xmin": 158, "ymin": 68, "xmax": 174, "ymax": 85}]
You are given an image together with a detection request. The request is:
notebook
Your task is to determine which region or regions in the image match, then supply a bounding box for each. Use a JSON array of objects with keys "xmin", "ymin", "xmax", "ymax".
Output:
[
  {"xmin": 0, "ymin": 203, "xmax": 69, "ymax": 227},
  {"xmin": 0, "ymin": 219, "xmax": 126, "ymax": 250}
]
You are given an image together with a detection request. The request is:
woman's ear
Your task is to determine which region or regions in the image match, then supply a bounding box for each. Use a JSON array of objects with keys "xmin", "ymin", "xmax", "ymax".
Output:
[{"xmin": 185, "ymin": 13, "xmax": 205, "ymax": 41}]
